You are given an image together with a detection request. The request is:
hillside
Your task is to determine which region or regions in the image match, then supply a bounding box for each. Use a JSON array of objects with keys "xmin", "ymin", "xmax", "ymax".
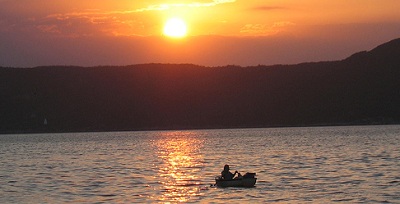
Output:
[{"xmin": 1, "ymin": 38, "xmax": 400, "ymax": 133}]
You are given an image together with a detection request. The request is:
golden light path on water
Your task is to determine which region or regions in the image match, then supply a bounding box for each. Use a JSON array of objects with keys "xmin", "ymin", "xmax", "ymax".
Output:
[{"xmin": 153, "ymin": 131, "xmax": 205, "ymax": 202}]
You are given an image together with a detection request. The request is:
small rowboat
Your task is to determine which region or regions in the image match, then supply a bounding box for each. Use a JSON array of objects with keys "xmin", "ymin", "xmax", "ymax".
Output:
[{"xmin": 215, "ymin": 173, "xmax": 257, "ymax": 187}]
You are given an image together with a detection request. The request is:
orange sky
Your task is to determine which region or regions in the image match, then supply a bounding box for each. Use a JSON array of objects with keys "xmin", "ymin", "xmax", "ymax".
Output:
[{"xmin": 1, "ymin": 0, "xmax": 400, "ymax": 67}]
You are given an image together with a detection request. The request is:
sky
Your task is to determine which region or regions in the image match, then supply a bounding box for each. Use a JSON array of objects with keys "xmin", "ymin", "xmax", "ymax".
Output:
[{"xmin": 1, "ymin": 0, "xmax": 400, "ymax": 67}]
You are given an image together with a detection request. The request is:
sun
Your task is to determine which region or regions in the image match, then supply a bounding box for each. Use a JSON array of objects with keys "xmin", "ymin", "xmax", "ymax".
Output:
[{"xmin": 163, "ymin": 18, "xmax": 188, "ymax": 38}]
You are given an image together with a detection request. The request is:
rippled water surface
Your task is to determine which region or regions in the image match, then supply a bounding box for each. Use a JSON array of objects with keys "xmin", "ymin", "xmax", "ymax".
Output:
[{"xmin": 1, "ymin": 125, "xmax": 399, "ymax": 203}]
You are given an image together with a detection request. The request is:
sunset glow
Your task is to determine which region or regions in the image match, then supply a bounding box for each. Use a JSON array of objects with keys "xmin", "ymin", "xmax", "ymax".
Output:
[{"xmin": 1, "ymin": 0, "xmax": 400, "ymax": 67}]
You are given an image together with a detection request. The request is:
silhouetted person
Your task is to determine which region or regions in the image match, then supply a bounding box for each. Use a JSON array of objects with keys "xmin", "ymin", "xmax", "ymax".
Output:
[{"xmin": 221, "ymin": 164, "xmax": 241, "ymax": 180}]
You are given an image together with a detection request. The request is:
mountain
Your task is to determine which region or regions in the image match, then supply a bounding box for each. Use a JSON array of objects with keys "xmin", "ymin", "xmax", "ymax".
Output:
[{"xmin": 1, "ymin": 38, "xmax": 400, "ymax": 133}]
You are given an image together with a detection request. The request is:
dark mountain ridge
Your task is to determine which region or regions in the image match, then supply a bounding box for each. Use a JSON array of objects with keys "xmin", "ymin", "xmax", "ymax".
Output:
[{"xmin": 1, "ymin": 38, "xmax": 400, "ymax": 133}]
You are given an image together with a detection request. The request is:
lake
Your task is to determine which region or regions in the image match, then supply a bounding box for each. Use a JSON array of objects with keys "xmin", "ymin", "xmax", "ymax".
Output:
[{"xmin": 0, "ymin": 125, "xmax": 399, "ymax": 203}]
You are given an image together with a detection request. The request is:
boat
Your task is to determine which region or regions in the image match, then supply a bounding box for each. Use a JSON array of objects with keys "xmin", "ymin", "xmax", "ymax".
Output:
[{"xmin": 215, "ymin": 173, "xmax": 257, "ymax": 187}]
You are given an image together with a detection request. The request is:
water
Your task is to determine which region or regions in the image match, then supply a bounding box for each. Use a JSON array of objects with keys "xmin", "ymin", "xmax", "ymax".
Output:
[{"xmin": 0, "ymin": 125, "xmax": 399, "ymax": 203}]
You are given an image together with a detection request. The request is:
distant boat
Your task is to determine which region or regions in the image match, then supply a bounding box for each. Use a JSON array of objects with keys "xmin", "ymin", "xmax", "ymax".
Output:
[{"xmin": 215, "ymin": 173, "xmax": 257, "ymax": 187}]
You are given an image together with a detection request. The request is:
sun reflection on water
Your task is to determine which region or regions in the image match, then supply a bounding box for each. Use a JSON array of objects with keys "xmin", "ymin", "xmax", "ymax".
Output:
[{"xmin": 154, "ymin": 131, "xmax": 205, "ymax": 203}]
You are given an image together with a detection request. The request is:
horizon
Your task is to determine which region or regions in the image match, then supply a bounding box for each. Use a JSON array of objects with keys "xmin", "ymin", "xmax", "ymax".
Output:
[
  {"xmin": 1, "ymin": 37, "xmax": 397, "ymax": 69},
  {"xmin": 1, "ymin": 0, "xmax": 400, "ymax": 67}
]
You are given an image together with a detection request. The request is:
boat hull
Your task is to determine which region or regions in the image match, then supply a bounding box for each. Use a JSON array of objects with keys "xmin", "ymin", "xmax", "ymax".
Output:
[{"xmin": 215, "ymin": 178, "xmax": 257, "ymax": 187}]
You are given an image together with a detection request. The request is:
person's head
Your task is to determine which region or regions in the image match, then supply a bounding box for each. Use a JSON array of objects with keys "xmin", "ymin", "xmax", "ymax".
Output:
[{"xmin": 224, "ymin": 164, "xmax": 230, "ymax": 171}]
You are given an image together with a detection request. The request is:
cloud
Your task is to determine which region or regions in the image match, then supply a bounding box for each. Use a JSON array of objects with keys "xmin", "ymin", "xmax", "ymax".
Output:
[
  {"xmin": 134, "ymin": 0, "xmax": 236, "ymax": 12},
  {"xmin": 250, "ymin": 6, "xmax": 286, "ymax": 11},
  {"xmin": 45, "ymin": 0, "xmax": 236, "ymax": 17},
  {"xmin": 240, "ymin": 24, "xmax": 270, "ymax": 35},
  {"xmin": 32, "ymin": 0, "xmax": 236, "ymax": 37},
  {"xmin": 35, "ymin": 9, "xmax": 154, "ymax": 37},
  {"xmin": 240, "ymin": 22, "xmax": 295, "ymax": 36},
  {"xmin": 36, "ymin": 25, "xmax": 62, "ymax": 35}
]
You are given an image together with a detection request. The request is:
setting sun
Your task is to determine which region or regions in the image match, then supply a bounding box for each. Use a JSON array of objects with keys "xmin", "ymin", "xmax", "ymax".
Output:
[{"xmin": 163, "ymin": 18, "xmax": 188, "ymax": 38}]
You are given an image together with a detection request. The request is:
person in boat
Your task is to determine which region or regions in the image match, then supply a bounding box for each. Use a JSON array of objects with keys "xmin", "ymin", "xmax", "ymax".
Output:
[{"xmin": 221, "ymin": 164, "xmax": 242, "ymax": 180}]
